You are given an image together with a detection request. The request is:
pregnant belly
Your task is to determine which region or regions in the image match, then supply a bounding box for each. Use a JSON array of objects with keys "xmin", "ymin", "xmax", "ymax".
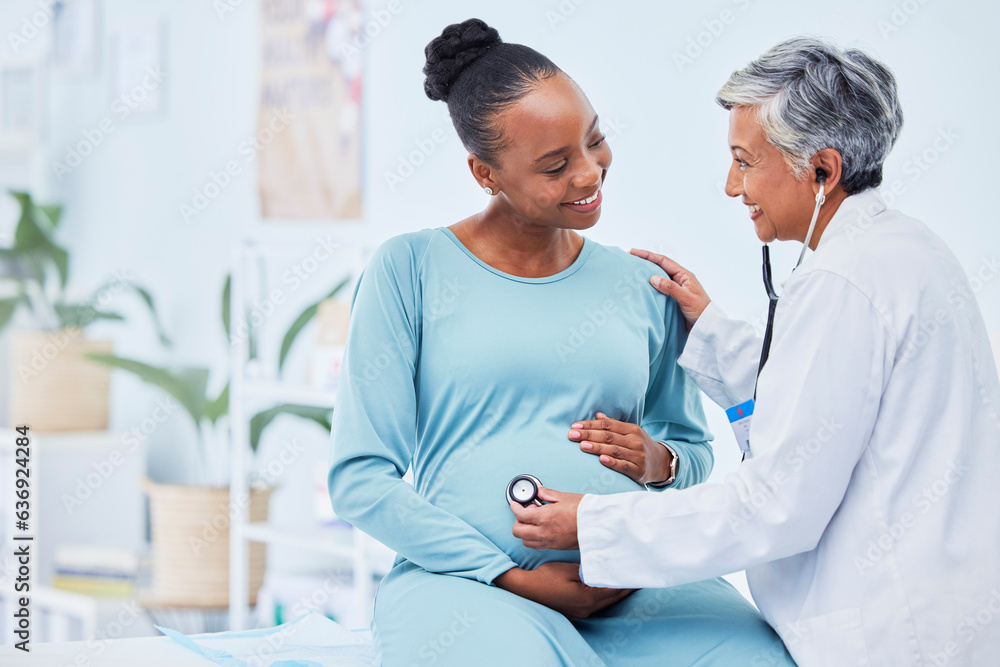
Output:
[{"xmin": 416, "ymin": 430, "xmax": 646, "ymax": 570}]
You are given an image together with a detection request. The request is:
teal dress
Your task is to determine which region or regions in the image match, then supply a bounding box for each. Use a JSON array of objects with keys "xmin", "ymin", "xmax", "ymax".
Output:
[{"xmin": 328, "ymin": 228, "xmax": 794, "ymax": 666}]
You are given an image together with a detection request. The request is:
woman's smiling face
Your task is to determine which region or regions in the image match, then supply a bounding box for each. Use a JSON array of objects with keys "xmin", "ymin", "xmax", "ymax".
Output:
[
  {"xmin": 478, "ymin": 73, "xmax": 612, "ymax": 230},
  {"xmin": 724, "ymin": 105, "xmax": 819, "ymax": 243}
]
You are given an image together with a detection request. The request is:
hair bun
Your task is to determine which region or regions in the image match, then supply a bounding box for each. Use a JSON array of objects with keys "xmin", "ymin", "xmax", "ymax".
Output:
[{"xmin": 423, "ymin": 19, "xmax": 502, "ymax": 102}]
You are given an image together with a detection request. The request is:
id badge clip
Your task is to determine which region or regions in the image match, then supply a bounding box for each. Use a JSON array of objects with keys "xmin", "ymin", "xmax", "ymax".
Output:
[{"xmin": 726, "ymin": 399, "xmax": 754, "ymax": 457}]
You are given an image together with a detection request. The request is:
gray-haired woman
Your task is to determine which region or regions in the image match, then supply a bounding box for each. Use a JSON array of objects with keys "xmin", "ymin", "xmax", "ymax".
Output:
[{"xmin": 510, "ymin": 37, "xmax": 1000, "ymax": 666}]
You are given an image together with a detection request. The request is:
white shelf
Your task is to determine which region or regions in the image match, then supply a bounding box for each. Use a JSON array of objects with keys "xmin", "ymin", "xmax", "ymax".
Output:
[
  {"xmin": 229, "ymin": 242, "xmax": 376, "ymax": 632},
  {"xmin": 243, "ymin": 522, "xmax": 353, "ymax": 559},
  {"xmin": 243, "ymin": 521, "xmax": 395, "ymax": 574},
  {"xmin": 0, "ymin": 429, "xmax": 143, "ymax": 452}
]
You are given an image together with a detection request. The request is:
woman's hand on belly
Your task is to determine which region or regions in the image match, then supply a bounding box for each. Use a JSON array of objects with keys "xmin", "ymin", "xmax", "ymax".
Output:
[
  {"xmin": 569, "ymin": 412, "xmax": 674, "ymax": 485},
  {"xmin": 494, "ymin": 562, "xmax": 636, "ymax": 620}
]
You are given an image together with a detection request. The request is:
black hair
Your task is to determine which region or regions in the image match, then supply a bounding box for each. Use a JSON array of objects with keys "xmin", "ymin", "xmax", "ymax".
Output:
[{"xmin": 423, "ymin": 18, "xmax": 562, "ymax": 165}]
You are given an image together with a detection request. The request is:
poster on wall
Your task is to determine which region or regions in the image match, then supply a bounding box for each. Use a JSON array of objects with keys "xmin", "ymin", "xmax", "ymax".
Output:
[{"xmin": 258, "ymin": 0, "xmax": 363, "ymax": 220}]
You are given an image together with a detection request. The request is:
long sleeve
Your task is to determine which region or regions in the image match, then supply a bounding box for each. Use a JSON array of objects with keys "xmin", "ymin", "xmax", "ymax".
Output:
[
  {"xmin": 642, "ymin": 297, "xmax": 714, "ymax": 489},
  {"xmin": 327, "ymin": 238, "xmax": 517, "ymax": 585},
  {"xmin": 579, "ymin": 271, "xmax": 894, "ymax": 588},
  {"xmin": 677, "ymin": 301, "xmax": 764, "ymax": 409}
]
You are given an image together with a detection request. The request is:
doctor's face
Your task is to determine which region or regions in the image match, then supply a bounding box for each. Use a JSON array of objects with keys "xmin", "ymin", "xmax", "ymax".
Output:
[{"xmin": 724, "ymin": 106, "xmax": 820, "ymax": 243}]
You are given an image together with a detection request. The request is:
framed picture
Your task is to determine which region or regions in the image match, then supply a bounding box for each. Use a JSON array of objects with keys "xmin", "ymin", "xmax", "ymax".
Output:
[{"xmin": 257, "ymin": 0, "xmax": 363, "ymax": 220}]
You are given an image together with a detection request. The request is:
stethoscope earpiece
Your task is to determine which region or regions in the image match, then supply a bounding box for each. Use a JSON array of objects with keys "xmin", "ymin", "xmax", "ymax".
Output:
[{"xmin": 506, "ymin": 474, "xmax": 544, "ymax": 507}]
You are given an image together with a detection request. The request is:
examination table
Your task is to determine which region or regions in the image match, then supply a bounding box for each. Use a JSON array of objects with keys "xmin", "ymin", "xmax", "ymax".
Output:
[{"xmin": 0, "ymin": 610, "xmax": 378, "ymax": 666}]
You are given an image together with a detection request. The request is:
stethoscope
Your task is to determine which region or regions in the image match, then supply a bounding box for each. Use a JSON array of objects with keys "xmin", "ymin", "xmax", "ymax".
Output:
[
  {"xmin": 506, "ymin": 474, "xmax": 545, "ymax": 507},
  {"xmin": 747, "ymin": 172, "xmax": 826, "ymax": 461},
  {"xmin": 755, "ymin": 170, "xmax": 827, "ymax": 391}
]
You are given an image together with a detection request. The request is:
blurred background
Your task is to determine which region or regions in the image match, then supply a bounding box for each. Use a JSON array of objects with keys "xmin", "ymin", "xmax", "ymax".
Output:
[{"xmin": 0, "ymin": 0, "xmax": 997, "ymax": 648}]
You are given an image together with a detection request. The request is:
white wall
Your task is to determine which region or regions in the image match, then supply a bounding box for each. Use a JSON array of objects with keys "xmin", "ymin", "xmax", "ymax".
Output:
[{"xmin": 1, "ymin": 0, "xmax": 997, "ymax": 489}]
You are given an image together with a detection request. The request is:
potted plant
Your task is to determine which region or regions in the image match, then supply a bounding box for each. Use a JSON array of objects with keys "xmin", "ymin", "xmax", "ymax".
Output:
[
  {"xmin": 87, "ymin": 274, "xmax": 350, "ymax": 606},
  {"xmin": 1, "ymin": 190, "xmax": 169, "ymax": 431}
]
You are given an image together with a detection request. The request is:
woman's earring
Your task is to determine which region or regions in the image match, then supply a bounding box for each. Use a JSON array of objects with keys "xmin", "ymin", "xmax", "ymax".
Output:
[{"xmin": 483, "ymin": 187, "xmax": 494, "ymax": 195}]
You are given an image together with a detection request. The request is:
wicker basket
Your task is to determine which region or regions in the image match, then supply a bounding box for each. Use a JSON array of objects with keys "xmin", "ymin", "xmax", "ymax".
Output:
[
  {"xmin": 141, "ymin": 477, "xmax": 271, "ymax": 607},
  {"xmin": 9, "ymin": 329, "xmax": 112, "ymax": 431}
]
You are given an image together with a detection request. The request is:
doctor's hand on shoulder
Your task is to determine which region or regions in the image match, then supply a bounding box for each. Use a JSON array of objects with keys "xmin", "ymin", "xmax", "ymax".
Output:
[
  {"xmin": 494, "ymin": 559, "xmax": 635, "ymax": 620},
  {"xmin": 569, "ymin": 412, "xmax": 674, "ymax": 486},
  {"xmin": 631, "ymin": 249, "xmax": 710, "ymax": 331}
]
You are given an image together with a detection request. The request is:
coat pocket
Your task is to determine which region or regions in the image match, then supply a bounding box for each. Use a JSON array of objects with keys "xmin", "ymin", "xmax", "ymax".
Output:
[{"xmin": 778, "ymin": 608, "xmax": 871, "ymax": 666}]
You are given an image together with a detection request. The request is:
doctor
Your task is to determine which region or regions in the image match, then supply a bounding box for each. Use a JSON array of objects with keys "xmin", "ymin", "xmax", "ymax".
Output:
[{"xmin": 511, "ymin": 37, "xmax": 1000, "ymax": 666}]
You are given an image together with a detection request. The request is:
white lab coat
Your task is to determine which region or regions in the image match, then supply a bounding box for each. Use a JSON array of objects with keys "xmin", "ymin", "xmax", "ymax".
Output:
[{"xmin": 578, "ymin": 190, "xmax": 1000, "ymax": 666}]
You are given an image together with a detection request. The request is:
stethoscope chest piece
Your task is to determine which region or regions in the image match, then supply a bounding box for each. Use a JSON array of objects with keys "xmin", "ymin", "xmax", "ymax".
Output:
[{"xmin": 506, "ymin": 474, "xmax": 544, "ymax": 507}]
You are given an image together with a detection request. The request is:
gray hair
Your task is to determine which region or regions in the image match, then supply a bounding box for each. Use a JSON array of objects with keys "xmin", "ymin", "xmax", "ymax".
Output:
[{"xmin": 716, "ymin": 37, "xmax": 903, "ymax": 194}]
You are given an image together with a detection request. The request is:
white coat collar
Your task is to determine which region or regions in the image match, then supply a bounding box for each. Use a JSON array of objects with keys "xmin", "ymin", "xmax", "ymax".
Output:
[{"xmin": 814, "ymin": 188, "xmax": 888, "ymax": 251}]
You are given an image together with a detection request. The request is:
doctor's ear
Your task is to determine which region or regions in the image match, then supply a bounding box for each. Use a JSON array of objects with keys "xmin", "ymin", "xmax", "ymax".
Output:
[
  {"xmin": 468, "ymin": 154, "xmax": 499, "ymax": 195},
  {"xmin": 809, "ymin": 149, "xmax": 843, "ymax": 194}
]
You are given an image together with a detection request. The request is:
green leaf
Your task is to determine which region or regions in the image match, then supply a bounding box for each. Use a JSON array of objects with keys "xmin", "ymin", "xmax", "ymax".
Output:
[
  {"xmin": 10, "ymin": 191, "xmax": 70, "ymax": 289},
  {"xmin": 249, "ymin": 403, "xmax": 332, "ymax": 453},
  {"xmin": 17, "ymin": 254, "xmax": 45, "ymax": 285},
  {"xmin": 278, "ymin": 277, "xmax": 351, "ymax": 376},
  {"xmin": 13, "ymin": 201, "xmax": 47, "ymax": 250},
  {"xmin": 0, "ymin": 297, "xmax": 21, "ymax": 332},
  {"xmin": 130, "ymin": 283, "xmax": 172, "ymax": 347},
  {"xmin": 84, "ymin": 353, "xmax": 210, "ymax": 428},
  {"xmin": 37, "ymin": 204, "xmax": 63, "ymax": 229},
  {"xmin": 54, "ymin": 303, "xmax": 124, "ymax": 329},
  {"xmin": 204, "ymin": 382, "xmax": 229, "ymax": 425},
  {"xmin": 224, "ymin": 273, "xmax": 259, "ymax": 359},
  {"xmin": 222, "ymin": 274, "xmax": 231, "ymax": 340},
  {"xmin": 46, "ymin": 243, "xmax": 70, "ymax": 289}
]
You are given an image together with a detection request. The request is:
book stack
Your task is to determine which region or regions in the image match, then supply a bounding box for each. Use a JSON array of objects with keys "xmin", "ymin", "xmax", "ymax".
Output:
[{"xmin": 51, "ymin": 545, "xmax": 141, "ymax": 597}]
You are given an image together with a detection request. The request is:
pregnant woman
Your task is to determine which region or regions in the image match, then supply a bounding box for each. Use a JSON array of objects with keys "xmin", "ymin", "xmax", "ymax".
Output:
[{"xmin": 328, "ymin": 19, "xmax": 794, "ymax": 667}]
